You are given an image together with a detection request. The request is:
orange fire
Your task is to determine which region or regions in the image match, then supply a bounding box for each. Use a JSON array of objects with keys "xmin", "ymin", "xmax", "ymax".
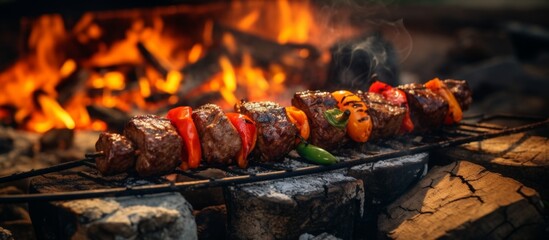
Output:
[{"xmin": 0, "ymin": 0, "xmax": 357, "ymax": 133}]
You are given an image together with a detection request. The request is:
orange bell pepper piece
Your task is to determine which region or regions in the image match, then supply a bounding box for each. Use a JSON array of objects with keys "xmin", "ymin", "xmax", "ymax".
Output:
[
  {"xmin": 331, "ymin": 90, "xmax": 373, "ymax": 142},
  {"xmin": 285, "ymin": 106, "xmax": 310, "ymax": 143},
  {"xmin": 425, "ymin": 78, "xmax": 463, "ymax": 124}
]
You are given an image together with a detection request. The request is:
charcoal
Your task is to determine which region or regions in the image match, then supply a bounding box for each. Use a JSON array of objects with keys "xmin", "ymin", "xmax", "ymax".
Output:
[
  {"xmin": 176, "ymin": 169, "xmax": 227, "ymax": 210},
  {"xmin": 378, "ymin": 161, "xmax": 545, "ymax": 239},
  {"xmin": 194, "ymin": 205, "xmax": 227, "ymax": 240},
  {"xmin": 347, "ymin": 152, "xmax": 428, "ymax": 219},
  {"xmin": 225, "ymin": 172, "xmax": 364, "ymax": 239}
]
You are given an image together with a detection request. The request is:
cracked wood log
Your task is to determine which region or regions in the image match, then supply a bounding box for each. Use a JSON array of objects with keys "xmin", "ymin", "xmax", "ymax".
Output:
[
  {"xmin": 378, "ymin": 161, "xmax": 545, "ymax": 239},
  {"xmin": 225, "ymin": 172, "xmax": 364, "ymax": 240},
  {"xmin": 432, "ymin": 133, "xmax": 549, "ymax": 200},
  {"xmin": 28, "ymin": 169, "xmax": 197, "ymax": 240}
]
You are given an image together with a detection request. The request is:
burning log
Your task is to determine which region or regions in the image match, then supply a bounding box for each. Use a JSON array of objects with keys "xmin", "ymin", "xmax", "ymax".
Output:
[
  {"xmin": 28, "ymin": 169, "xmax": 198, "ymax": 240},
  {"xmin": 378, "ymin": 161, "xmax": 545, "ymax": 239},
  {"xmin": 432, "ymin": 133, "xmax": 549, "ymax": 200},
  {"xmin": 86, "ymin": 105, "xmax": 129, "ymax": 132},
  {"xmin": 213, "ymin": 24, "xmax": 321, "ymax": 66},
  {"xmin": 54, "ymin": 67, "xmax": 91, "ymax": 106},
  {"xmin": 225, "ymin": 172, "xmax": 364, "ymax": 239},
  {"xmin": 137, "ymin": 42, "xmax": 170, "ymax": 77}
]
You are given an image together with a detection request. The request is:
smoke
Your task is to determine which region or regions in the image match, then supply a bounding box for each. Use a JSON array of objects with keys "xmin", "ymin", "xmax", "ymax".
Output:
[{"xmin": 312, "ymin": 1, "xmax": 414, "ymax": 89}]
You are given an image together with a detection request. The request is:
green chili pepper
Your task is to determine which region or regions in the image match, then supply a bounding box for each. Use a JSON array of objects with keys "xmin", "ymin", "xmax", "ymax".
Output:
[
  {"xmin": 323, "ymin": 108, "xmax": 350, "ymax": 129},
  {"xmin": 296, "ymin": 142, "xmax": 338, "ymax": 165}
]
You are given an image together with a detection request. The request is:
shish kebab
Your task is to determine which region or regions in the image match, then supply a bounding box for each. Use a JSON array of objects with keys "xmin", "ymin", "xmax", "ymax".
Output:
[{"xmin": 95, "ymin": 78, "xmax": 472, "ymax": 177}]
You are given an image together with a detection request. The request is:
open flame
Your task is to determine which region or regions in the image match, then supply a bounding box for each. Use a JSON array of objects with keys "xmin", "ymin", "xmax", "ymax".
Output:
[{"xmin": 0, "ymin": 0, "xmax": 360, "ymax": 133}]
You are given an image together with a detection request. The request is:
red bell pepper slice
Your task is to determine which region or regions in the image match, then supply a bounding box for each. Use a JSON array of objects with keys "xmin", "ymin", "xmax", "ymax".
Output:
[
  {"xmin": 425, "ymin": 78, "xmax": 463, "ymax": 124},
  {"xmin": 369, "ymin": 81, "xmax": 414, "ymax": 133},
  {"xmin": 226, "ymin": 113, "xmax": 257, "ymax": 168},
  {"xmin": 166, "ymin": 106, "xmax": 202, "ymax": 170}
]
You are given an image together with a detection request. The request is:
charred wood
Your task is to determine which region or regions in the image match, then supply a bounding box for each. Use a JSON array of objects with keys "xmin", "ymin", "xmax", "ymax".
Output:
[
  {"xmin": 213, "ymin": 24, "xmax": 320, "ymax": 67},
  {"xmin": 54, "ymin": 68, "xmax": 90, "ymax": 106},
  {"xmin": 225, "ymin": 172, "xmax": 364, "ymax": 239},
  {"xmin": 86, "ymin": 105, "xmax": 129, "ymax": 132},
  {"xmin": 137, "ymin": 42, "xmax": 170, "ymax": 77},
  {"xmin": 39, "ymin": 128, "xmax": 73, "ymax": 152}
]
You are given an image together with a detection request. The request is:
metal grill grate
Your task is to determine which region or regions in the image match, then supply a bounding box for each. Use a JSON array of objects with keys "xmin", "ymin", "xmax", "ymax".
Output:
[{"xmin": 1, "ymin": 114, "xmax": 548, "ymax": 203}]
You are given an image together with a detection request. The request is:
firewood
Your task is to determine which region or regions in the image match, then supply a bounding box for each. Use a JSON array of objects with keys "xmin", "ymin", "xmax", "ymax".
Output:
[
  {"xmin": 432, "ymin": 133, "xmax": 549, "ymax": 200},
  {"xmin": 378, "ymin": 161, "xmax": 545, "ymax": 239}
]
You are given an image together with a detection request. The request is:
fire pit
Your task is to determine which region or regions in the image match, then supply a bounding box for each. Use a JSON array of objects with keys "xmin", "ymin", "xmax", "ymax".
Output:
[{"xmin": 0, "ymin": 0, "xmax": 549, "ymax": 239}]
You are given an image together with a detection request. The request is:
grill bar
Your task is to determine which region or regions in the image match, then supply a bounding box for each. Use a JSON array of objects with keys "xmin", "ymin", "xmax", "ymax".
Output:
[{"xmin": 1, "ymin": 114, "xmax": 548, "ymax": 203}]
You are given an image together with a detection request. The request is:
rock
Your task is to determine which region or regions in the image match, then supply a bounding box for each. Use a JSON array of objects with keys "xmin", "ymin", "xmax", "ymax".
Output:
[
  {"xmin": 433, "ymin": 133, "xmax": 549, "ymax": 200},
  {"xmin": 378, "ymin": 161, "xmax": 545, "ymax": 239},
  {"xmin": 195, "ymin": 204, "xmax": 227, "ymax": 240},
  {"xmin": 226, "ymin": 172, "xmax": 364, "ymax": 240},
  {"xmin": 28, "ymin": 170, "xmax": 197, "ymax": 240},
  {"xmin": 29, "ymin": 193, "xmax": 197, "ymax": 240},
  {"xmin": 0, "ymin": 227, "xmax": 13, "ymax": 240}
]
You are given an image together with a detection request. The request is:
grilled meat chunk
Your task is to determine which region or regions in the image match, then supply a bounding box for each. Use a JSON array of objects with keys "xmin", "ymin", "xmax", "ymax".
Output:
[
  {"xmin": 235, "ymin": 101, "xmax": 297, "ymax": 162},
  {"xmin": 358, "ymin": 91, "xmax": 406, "ymax": 140},
  {"xmin": 292, "ymin": 90, "xmax": 347, "ymax": 150},
  {"xmin": 191, "ymin": 104, "xmax": 241, "ymax": 164},
  {"xmin": 398, "ymin": 83, "xmax": 449, "ymax": 131},
  {"xmin": 443, "ymin": 79, "xmax": 472, "ymax": 111},
  {"xmin": 95, "ymin": 132, "xmax": 136, "ymax": 176},
  {"xmin": 124, "ymin": 115, "xmax": 182, "ymax": 177}
]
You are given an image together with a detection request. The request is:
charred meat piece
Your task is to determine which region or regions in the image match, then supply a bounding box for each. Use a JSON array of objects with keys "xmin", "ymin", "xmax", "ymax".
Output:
[
  {"xmin": 358, "ymin": 91, "xmax": 406, "ymax": 140},
  {"xmin": 398, "ymin": 83, "xmax": 449, "ymax": 132},
  {"xmin": 124, "ymin": 115, "xmax": 182, "ymax": 177},
  {"xmin": 235, "ymin": 101, "xmax": 297, "ymax": 162},
  {"xmin": 443, "ymin": 79, "xmax": 472, "ymax": 111},
  {"xmin": 292, "ymin": 90, "xmax": 347, "ymax": 150},
  {"xmin": 191, "ymin": 104, "xmax": 241, "ymax": 164},
  {"xmin": 95, "ymin": 132, "xmax": 136, "ymax": 176}
]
